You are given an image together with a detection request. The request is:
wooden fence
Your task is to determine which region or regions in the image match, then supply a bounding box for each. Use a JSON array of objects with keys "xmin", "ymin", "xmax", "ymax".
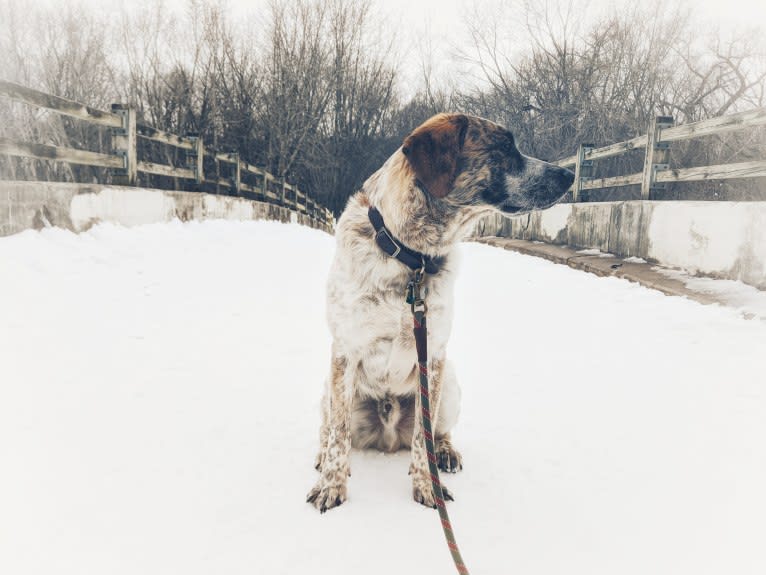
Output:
[
  {"xmin": 557, "ymin": 108, "xmax": 766, "ymax": 202},
  {"xmin": 0, "ymin": 80, "xmax": 334, "ymax": 228},
  {"xmin": 3, "ymin": 79, "xmax": 764, "ymax": 218}
]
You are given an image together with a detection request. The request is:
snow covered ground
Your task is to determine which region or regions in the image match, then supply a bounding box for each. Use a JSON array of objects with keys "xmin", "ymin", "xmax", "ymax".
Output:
[
  {"xmin": 1, "ymin": 220, "xmax": 765, "ymax": 575},
  {"xmin": 656, "ymin": 267, "xmax": 766, "ymax": 321}
]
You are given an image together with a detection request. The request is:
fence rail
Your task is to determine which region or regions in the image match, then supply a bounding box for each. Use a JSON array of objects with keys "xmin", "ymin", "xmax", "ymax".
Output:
[
  {"xmin": 0, "ymin": 136, "xmax": 124, "ymax": 169},
  {"xmin": 557, "ymin": 107, "xmax": 766, "ymax": 201},
  {"xmin": 0, "ymin": 80, "xmax": 333, "ymax": 228},
  {"xmin": 137, "ymin": 123, "xmax": 195, "ymax": 151}
]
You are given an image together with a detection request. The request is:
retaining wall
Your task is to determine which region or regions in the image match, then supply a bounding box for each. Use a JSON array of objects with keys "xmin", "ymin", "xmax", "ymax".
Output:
[
  {"xmin": 0, "ymin": 181, "xmax": 333, "ymax": 237},
  {"xmin": 474, "ymin": 201, "xmax": 766, "ymax": 289}
]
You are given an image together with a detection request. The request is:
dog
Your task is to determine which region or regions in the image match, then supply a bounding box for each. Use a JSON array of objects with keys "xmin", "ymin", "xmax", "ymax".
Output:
[{"xmin": 308, "ymin": 113, "xmax": 574, "ymax": 512}]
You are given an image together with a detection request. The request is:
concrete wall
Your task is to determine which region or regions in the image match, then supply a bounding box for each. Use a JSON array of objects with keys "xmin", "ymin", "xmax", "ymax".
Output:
[
  {"xmin": 0, "ymin": 181, "xmax": 333, "ymax": 237},
  {"xmin": 474, "ymin": 201, "xmax": 766, "ymax": 289}
]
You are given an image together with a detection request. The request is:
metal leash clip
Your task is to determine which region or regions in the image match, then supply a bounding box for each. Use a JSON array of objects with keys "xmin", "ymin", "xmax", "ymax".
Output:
[{"xmin": 406, "ymin": 258, "xmax": 428, "ymax": 313}]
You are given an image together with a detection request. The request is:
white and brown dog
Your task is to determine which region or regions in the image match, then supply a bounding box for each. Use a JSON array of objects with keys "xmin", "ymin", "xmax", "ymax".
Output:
[{"xmin": 308, "ymin": 113, "xmax": 574, "ymax": 512}]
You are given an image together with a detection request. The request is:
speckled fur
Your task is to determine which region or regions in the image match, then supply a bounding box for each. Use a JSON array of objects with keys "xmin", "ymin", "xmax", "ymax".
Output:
[{"xmin": 308, "ymin": 113, "xmax": 574, "ymax": 512}]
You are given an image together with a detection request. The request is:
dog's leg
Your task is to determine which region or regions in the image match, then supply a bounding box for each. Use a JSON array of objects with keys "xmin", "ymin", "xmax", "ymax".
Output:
[
  {"xmin": 314, "ymin": 386, "xmax": 330, "ymax": 471},
  {"xmin": 307, "ymin": 354, "xmax": 353, "ymax": 512},
  {"xmin": 410, "ymin": 358, "xmax": 454, "ymax": 507},
  {"xmin": 435, "ymin": 359, "xmax": 463, "ymax": 473}
]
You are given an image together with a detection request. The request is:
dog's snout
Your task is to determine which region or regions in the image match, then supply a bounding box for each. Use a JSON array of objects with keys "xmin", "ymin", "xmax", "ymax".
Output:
[{"xmin": 383, "ymin": 401, "xmax": 393, "ymax": 414}]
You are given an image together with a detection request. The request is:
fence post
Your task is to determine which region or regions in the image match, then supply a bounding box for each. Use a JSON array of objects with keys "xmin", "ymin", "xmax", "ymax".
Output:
[
  {"xmin": 287, "ymin": 184, "xmax": 295, "ymax": 210},
  {"xmin": 264, "ymin": 174, "xmax": 272, "ymax": 202},
  {"xmin": 641, "ymin": 115, "xmax": 674, "ymax": 200},
  {"xmin": 231, "ymin": 153, "xmax": 241, "ymax": 195},
  {"xmin": 297, "ymin": 188, "xmax": 305, "ymax": 213},
  {"xmin": 186, "ymin": 133, "xmax": 204, "ymax": 190},
  {"xmin": 110, "ymin": 104, "xmax": 136, "ymax": 186},
  {"xmin": 572, "ymin": 143, "xmax": 593, "ymax": 202},
  {"xmin": 280, "ymin": 179, "xmax": 287, "ymax": 207},
  {"xmin": 215, "ymin": 157, "xmax": 221, "ymax": 195}
]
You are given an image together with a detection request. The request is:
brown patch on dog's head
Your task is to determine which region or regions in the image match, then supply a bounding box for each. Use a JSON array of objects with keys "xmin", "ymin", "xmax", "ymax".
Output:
[{"xmin": 402, "ymin": 113, "xmax": 468, "ymax": 198}]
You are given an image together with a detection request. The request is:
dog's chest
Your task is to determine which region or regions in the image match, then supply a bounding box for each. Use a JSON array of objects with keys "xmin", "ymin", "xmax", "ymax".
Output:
[
  {"xmin": 330, "ymin": 270, "xmax": 453, "ymax": 399},
  {"xmin": 356, "ymin": 298, "xmax": 422, "ymax": 398}
]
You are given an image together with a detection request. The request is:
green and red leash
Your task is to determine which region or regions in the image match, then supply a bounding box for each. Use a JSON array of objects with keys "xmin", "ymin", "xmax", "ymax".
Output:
[{"xmin": 408, "ymin": 267, "xmax": 470, "ymax": 575}]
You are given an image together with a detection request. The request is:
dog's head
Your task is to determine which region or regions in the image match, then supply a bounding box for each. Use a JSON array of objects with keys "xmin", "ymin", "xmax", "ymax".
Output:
[{"xmin": 402, "ymin": 113, "xmax": 574, "ymax": 214}]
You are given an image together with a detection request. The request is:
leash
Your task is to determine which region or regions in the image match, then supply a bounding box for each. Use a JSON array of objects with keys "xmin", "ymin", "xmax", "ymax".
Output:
[
  {"xmin": 408, "ymin": 266, "xmax": 470, "ymax": 575},
  {"xmin": 367, "ymin": 205, "xmax": 469, "ymax": 573}
]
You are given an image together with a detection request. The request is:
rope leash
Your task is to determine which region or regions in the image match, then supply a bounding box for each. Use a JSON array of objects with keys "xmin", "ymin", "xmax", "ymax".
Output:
[{"xmin": 408, "ymin": 268, "xmax": 470, "ymax": 575}]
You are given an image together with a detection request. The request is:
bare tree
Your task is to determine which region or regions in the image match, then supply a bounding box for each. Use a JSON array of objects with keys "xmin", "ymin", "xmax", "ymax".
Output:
[
  {"xmin": 255, "ymin": 0, "xmax": 333, "ymax": 179},
  {"xmin": 1, "ymin": 1, "xmax": 117, "ymax": 182},
  {"xmin": 459, "ymin": 0, "xmax": 765, "ymax": 200},
  {"xmin": 304, "ymin": 0, "xmax": 398, "ymax": 211}
]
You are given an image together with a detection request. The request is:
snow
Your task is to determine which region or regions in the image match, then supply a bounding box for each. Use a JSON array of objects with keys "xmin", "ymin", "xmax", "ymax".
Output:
[
  {"xmin": 656, "ymin": 266, "xmax": 766, "ymax": 321},
  {"xmin": 624, "ymin": 256, "xmax": 647, "ymax": 264},
  {"xmin": 1, "ymin": 220, "xmax": 765, "ymax": 575},
  {"xmin": 577, "ymin": 248, "xmax": 615, "ymax": 258}
]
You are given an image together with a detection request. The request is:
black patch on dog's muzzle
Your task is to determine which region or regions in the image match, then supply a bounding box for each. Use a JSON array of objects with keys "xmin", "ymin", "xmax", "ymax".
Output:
[{"xmin": 497, "ymin": 164, "xmax": 574, "ymax": 213}]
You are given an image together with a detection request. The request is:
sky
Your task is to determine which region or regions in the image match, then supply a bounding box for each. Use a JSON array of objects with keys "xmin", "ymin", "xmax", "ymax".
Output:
[
  {"xmin": 33, "ymin": 0, "xmax": 766, "ymax": 53},
  {"xmin": 25, "ymin": 0, "xmax": 766, "ymax": 96}
]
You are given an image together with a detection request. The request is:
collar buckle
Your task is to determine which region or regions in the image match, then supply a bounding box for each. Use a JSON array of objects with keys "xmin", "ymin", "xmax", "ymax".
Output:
[
  {"xmin": 368, "ymin": 205, "xmax": 440, "ymax": 275},
  {"xmin": 376, "ymin": 227, "xmax": 402, "ymax": 258}
]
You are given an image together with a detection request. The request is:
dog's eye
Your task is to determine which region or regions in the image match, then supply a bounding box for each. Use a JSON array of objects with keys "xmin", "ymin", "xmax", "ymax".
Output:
[{"xmin": 488, "ymin": 139, "xmax": 515, "ymax": 155}]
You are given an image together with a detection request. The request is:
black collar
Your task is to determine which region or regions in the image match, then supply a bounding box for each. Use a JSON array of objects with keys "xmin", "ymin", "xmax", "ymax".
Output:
[{"xmin": 368, "ymin": 206, "xmax": 442, "ymax": 274}]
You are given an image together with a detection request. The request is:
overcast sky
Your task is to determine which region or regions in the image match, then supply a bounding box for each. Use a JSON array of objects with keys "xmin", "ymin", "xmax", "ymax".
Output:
[
  {"xmin": 36, "ymin": 0, "xmax": 766, "ymax": 37},
  {"xmin": 28, "ymin": 0, "xmax": 766, "ymax": 92}
]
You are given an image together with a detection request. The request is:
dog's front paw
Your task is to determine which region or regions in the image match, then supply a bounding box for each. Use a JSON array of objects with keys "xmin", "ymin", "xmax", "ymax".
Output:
[
  {"xmin": 306, "ymin": 479, "xmax": 347, "ymax": 513},
  {"xmin": 436, "ymin": 439, "xmax": 463, "ymax": 473},
  {"xmin": 412, "ymin": 472, "xmax": 454, "ymax": 508}
]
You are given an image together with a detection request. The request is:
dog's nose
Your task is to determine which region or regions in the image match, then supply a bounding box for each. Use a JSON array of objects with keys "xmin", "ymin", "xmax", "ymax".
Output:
[{"xmin": 383, "ymin": 401, "xmax": 393, "ymax": 414}]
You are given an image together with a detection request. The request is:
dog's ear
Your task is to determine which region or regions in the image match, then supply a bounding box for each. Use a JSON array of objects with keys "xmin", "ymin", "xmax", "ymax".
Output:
[{"xmin": 402, "ymin": 113, "xmax": 468, "ymax": 198}]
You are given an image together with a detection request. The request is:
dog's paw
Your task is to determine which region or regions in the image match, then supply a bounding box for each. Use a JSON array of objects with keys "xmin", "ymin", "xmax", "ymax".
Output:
[
  {"xmin": 436, "ymin": 440, "xmax": 463, "ymax": 473},
  {"xmin": 306, "ymin": 480, "xmax": 347, "ymax": 513},
  {"xmin": 412, "ymin": 473, "xmax": 454, "ymax": 508}
]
